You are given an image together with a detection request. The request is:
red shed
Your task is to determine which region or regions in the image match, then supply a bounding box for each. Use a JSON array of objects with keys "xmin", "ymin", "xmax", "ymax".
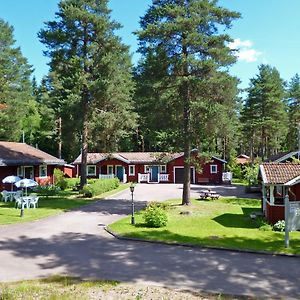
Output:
[{"xmin": 260, "ymin": 163, "xmax": 300, "ymax": 224}]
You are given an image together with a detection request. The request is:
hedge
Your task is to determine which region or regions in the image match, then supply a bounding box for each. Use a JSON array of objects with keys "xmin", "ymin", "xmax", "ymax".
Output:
[{"xmin": 81, "ymin": 178, "xmax": 120, "ymax": 197}]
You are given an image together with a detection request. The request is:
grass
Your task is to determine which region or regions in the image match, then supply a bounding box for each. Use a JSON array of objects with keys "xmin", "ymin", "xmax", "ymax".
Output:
[
  {"xmin": 231, "ymin": 178, "xmax": 248, "ymax": 186},
  {"xmin": 0, "ymin": 275, "xmax": 253, "ymax": 300},
  {"xmin": 109, "ymin": 197, "xmax": 300, "ymax": 255},
  {"xmin": 0, "ymin": 183, "xmax": 130, "ymax": 225},
  {"xmin": 0, "ymin": 275, "xmax": 118, "ymax": 300}
]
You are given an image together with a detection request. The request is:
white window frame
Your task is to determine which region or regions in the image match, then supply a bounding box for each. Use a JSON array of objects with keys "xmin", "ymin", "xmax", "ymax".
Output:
[
  {"xmin": 39, "ymin": 165, "xmax": 48, "ymax": 178},
  {"xmin": 107, "ymin": 165, "xmax": 114, "ymax": 175},
  {"xmin": 210, "ymin": 164, "xmax": 218, "ymax": 174},
  {"xmin": 17, "ymin": 166, "xmax": 24, "ymax": 177},
  {"xmin": 23, "ymin": 166, "xmax": 34, "ymax": 179},
  {"xmin": 144, "ymin": 165, "xmax": 150, "ymax": 173},
  {"xmin": 160, "ymin": 165, "xmax": 167, "ymax": 173},
  {"xmin": 129, "ymin": 165, "xmax": 135, "ymax": 176},
  {"xmin": 87, "ymin": 165, "xmax": 96, "ymax": 176}
]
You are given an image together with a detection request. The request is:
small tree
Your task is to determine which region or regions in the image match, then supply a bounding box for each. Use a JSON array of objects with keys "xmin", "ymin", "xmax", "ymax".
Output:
[
  {"xmin": 243, "ymin": 164, "xmax": 259, "ymax": 186},
  {"xmin": 53, "ymin": 168, "xmax": 67, "ymax": 190}
]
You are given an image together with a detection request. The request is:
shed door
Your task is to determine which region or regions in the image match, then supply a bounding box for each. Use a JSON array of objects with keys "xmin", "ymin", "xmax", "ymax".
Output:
[{"xmin": 174, "ymin": 167, "xmax": 194, "ymax": 183}]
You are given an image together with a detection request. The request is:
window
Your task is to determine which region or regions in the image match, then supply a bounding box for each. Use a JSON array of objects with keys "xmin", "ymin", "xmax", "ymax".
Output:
[
  {"xmin": 129, "ymin": 165, "xmax": 135, "ymax": 176},
  {"xmin": 87, "ymin": 165, "xmax": 96, "ymax": 176},
  {"xmin": 210, "ymin": 165, "xmax": 218, "ymax": 174},
  {"xmin": 107, "ymin": 165, "xmax": 114, "ymax": 174},
  {"xmin": 160, "ymin": 165, "xmax": 167, "ymax": 173},
  {"xmin": 144, "ymin": 165, "xmax": 150, "ymax": 173},
  {"xmin": 17, "ymin": 166, "xmax": 24, "ymax": 177},
  {"xmin": 39, "ymin": 165, "xmax": 47, "ymax": 178}
]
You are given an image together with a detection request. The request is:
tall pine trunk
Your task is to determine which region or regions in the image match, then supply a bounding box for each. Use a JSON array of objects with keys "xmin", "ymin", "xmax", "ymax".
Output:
[
  {"xmin": 57, "ymin": 116, "xmax": 62, "ymax": 159},
  {"xmin": 80, "ymin": 99, "xmax": 89, "ymax": 189},
  {"xmin": 181, "ymin": 36, "xmax": 191, "ymax": 206},
  {"xmin": 182, "ymin": 97, "xmax": 191, "ymax": 205},
  {"xmin": 80, "ymin": 25, "xmax": 89, "ymax": 189}
]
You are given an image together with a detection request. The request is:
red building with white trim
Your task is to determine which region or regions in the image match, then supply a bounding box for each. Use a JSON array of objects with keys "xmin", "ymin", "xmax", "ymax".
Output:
[
  {"xmin": 0, "ymin": 141, "xmax": 65, "ymax": 191},
  {"xmin": 73, "ymin": 150, "xmax": 227, "ymax": 184},
  {"xmin": 259, "ymin": 163, "xmax": 300, "ymax": 224}
]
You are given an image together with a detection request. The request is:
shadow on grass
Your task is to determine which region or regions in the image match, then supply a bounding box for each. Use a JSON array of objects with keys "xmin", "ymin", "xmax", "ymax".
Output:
[
  {"xmin": 212, "ymin": 208, "xmax": 261, "ymax": 229},
  {"xmin": 122, "ymin": 228, "xmax": 300, "ymax": 254}
]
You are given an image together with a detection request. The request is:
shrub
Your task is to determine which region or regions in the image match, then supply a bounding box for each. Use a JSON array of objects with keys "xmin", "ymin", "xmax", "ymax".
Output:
[
  {"xmin": 65, "ymin": 178, "xmax": 80, "ymax": 189},
  {"xmin": 81, "ymin": 178, "xmax": 119, "ymax": 198},
  {"xmin": 35, "ymin": 185, "xmax": 60, "ymax": 197},
  {"xmin": 143, "ymin": 203, "xmax": 168, "ymax": 228},
  {"xmin": 53, "ymin": 168, "xmax": 68, "ymax": 190},
  {"xmin": 273, "ymin": 220, "xmax": 285, "ymax": 232},
  {"xmin": 256, "ymin": 217, "xmax": 273, "ymax": 231}
]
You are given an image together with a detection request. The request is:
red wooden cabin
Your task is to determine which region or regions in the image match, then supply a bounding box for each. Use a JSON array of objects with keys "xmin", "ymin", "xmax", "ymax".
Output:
[{"xmin": 73, "ymin": 150, "xmax": 227, "ymax": 184}]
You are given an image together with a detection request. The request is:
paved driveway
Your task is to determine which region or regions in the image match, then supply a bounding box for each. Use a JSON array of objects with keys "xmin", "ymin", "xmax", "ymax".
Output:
[{"xmin": 0, "ymin": 184, "xmax": 299, "ymax": 299}]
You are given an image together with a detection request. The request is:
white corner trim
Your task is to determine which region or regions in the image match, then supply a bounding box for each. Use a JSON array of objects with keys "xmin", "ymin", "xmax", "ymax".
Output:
[
  {"xmin": 284, "ymin": 174, "xmax": 300, "ymax": 186},
  {"xmin": 259, "ymin": 165, "xmax": 268, "ymax": 184}
]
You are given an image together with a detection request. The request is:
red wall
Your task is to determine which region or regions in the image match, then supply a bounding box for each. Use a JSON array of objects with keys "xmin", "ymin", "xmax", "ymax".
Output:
[
  {"xmin": 168, "ymin": 156, "xmax": 224, "ymax": 184},
  {"xmin": 266, "ymin": 202, "xmax": 284, "ymax": 225},
  {"xmin": 74, "ymin": 155, "xmax": 224, "ymax": 184},
  {"xmin": 0, "ymin": 165, "xmax": 58, "ymax": 191},
  {"xmin": 0, "ymin": 166, "xmax": 18, "ymax": 191}
]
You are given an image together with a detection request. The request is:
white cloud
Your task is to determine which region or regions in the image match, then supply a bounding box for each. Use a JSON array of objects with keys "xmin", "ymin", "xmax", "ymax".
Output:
[{"xmin": 228, "ymin": 38, "xmax": 262, "ymax": 63}]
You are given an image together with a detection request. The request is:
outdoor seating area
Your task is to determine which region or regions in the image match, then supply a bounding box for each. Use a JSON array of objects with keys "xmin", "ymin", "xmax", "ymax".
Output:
[
  {"xmin": 15, "ymin": 195, "xmax": 39, "ymax": 209},
  {"xmin": 1, "ymin": 175, "xmax": 40, "ymax": 210},
  {"xmin": 199, "ymin": 189, "xmax": 220, "ymax": 200}
]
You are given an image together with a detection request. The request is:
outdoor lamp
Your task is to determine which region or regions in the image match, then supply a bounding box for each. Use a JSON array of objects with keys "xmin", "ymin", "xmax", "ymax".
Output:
[{"xmin": 130, "ymin": 183, "xmax": 135, "ymax": 225}]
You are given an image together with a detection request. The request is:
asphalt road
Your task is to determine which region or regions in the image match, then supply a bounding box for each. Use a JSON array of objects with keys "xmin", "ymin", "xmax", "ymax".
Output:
[{"xmin": 0, "ymin": 184, "xmax": 299, "ymax": 299}]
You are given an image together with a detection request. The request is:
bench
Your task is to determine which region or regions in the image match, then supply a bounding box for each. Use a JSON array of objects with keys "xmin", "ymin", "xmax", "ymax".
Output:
[
  {"xmin": 197, "ymin": 178, "xmax": 209, "ymax": 184},
  {"xmin": 209, "ymin": 193, "xmax": 220, "ymax": 199},
  {"xmin": 199, "ymin": 192, "xmax": 208, "ymax": 199}
]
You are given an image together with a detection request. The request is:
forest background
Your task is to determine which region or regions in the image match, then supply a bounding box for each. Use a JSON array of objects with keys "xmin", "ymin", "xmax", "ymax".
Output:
[{"xmin": 0, "ymin": 0, "xmax": 299, "ymax": 172}]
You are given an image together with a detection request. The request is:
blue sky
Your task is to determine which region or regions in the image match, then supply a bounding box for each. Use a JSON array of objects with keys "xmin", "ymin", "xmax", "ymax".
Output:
[{"xmin": 0, "ymin": 0, "xmax": 299, "ymax": 89}]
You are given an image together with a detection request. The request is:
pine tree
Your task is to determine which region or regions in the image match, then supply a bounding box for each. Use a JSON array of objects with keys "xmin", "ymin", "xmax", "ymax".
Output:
[
  {"xmin": 0, "ymin": 19, "xmax": 36, "ymax": 142},
  {"xmin": 241, "ymin": 64, "xmax": 288, "ymax": 160},
  {"xmin": 39, "ymin": 0, "xmax": 136, "ymax": 186},
  {"xmin": 136, "ymin": 0, "xmax": 240, "ymax": 205},
  {"xmin": 286, "ymin": 74, "xmax": 300, "ymax": 151}
]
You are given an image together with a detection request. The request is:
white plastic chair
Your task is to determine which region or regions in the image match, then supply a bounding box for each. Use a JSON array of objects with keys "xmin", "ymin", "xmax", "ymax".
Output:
[
  {"xmin": 13, "ymin": 190, "xmax": 23, "ymax": 201},
  {"xmin": 1, "ymin": 190, "xmax": 10, "ymax": 202},
  {"xmin": 29, "ymin": 196, "xmax": 39, "ymax": 209},
  {"xmin": 15, "ymin": 197, "xmax": 29, "ymax": 209}
]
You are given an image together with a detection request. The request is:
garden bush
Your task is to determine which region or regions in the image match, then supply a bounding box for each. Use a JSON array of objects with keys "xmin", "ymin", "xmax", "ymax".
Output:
[
  {"xmin": 143, "ymin": 202, "xmax": 168, "ymax": 228},
  {"xmin": 81, "ymin": 178, "xmax": 119, "ymax": 198},
  {"xmin": 35, "ymin": 185, "xmax": 60, "ymax": 197},
  {"xmin": 53, "ymin": 168, "xmax": 68, "ymax": 190},
  {"xmin": 273, "ymin": 220, "xmax": 285, "ymax": 232},
  {"xmin": 65, "ymin": 178, "xmax": 80, "ymax": 189}
]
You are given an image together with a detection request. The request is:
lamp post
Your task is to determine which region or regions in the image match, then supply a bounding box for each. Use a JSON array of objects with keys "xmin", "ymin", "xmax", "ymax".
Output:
[{"xmin": 130, "ymin": 183, "xmax": 135, "ymax": 225}]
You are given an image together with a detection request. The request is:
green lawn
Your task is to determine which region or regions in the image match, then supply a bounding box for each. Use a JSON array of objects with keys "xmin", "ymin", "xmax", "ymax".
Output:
[
  {"xmin": 0, "ymin": 183, "xmax": 130, "ymax": 225},
  {"xmin": 0, "ymin": 275, "xmax": 243, "ymax": 300},
  {"xmin": 109, "ymin": 197, "xmax": 300, "ymax": 255}
]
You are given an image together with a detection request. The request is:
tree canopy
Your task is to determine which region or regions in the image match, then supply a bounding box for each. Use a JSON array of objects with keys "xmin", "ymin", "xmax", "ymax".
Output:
[
  {"xmin": 39, "ymin": 0, "xmax": 136, "ymax": 186},
  {"xmin": 136, "ymin": 0, "xmax": 240, "ymax": 204}
]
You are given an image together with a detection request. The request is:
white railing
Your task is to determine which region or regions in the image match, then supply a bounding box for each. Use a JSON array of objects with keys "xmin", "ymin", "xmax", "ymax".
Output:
[
  {"xmin": 123, "ymin": 174, "xmax": 127, "ymax": 183},
  {"xmin": 159, "ymin": 174, "xmax": 169, "ymax": 182},
  {"xmin": 99, "ymin": 174, "xmax": 115, "ymax": 180},
  {"xmin": 138, "ymin": 173, "xmax": 150, "ymax": 183},
  {"xmin": 222, "ymin": 172, "xmax": 232, "ymax": 182}
]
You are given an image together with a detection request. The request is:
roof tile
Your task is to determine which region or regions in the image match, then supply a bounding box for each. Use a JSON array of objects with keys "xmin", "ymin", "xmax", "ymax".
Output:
[{"xmin": 261, "ymin": 163, "xmax": 300, "ymax": 184}]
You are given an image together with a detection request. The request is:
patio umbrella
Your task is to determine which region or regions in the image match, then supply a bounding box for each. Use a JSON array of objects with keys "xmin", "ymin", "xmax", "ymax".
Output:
[
  {"xmin": 15, "ymin": 178, "xmax": 38, "ymax": 196},
  {"xmin": 2, "ymin": 175, "xmax": 21, "ymax": 191}
]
